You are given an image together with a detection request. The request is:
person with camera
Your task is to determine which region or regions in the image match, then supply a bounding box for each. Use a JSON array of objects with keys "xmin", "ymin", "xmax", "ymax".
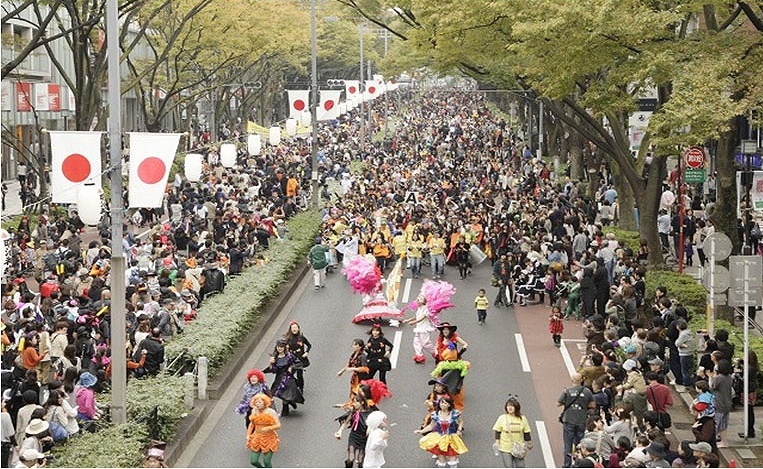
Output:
[
  {"xmin": 558, "ymin": 373, "xmax": 596, "ymax": 468},
  {"xmin": 571, "ymin": 437, "xmax": 602, "ymax": 468}
]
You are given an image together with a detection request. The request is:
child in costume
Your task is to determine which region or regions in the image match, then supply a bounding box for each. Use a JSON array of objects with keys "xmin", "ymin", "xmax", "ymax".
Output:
[
  {"xmin": 415, "ymin": 395, "xmax": 468, "ymax": 468},
  {"xmin": 549, "ymin": 306, "xmax": 564, "ymax": 348},
  {"xmin": 403, "ymin": 279, "xmax": 456, "ymax": 364}
]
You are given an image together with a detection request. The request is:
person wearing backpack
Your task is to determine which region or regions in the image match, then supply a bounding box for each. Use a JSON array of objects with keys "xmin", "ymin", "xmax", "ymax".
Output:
[{"xmin": 558, "ymin": 373, "xmax": 596, "ymax": 468}]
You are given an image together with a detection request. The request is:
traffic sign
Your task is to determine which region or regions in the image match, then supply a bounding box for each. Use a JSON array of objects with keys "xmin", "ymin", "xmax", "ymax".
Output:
[
  {"xmin": 729, "ymin": 256, "xmax": 763, "ymax": 289},
  {"xmin": 729, "ymin": 286, "xmax": 763, "ymax": 307},
  {"xmin": 741, "ymin": 140, "xmax": 758, "ymax": 154},
  {"xmin": 685, "ymin": 146, "xmax": 706, "ymax": 169},
  {"xmin": 704, "ymin": 232, "xmax": 733, "ymax": 261},
  {"xmin": 702, "ymin": 264, "xmax": 730, "ymax": 293},
  {"xmin": 684, "ymin": 168, "xmax": 706, "ymax": 183}
]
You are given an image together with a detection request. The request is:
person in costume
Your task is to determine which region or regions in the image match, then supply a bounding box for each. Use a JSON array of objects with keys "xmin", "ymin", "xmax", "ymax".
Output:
[
  {"xmin": 415, "ymin": 395, "xmax": 468, "ymax": 468},
  {"xmin": 422, "ymin": 378, "xmax": 455, "ymax": 430},
  {"xmin": 235, "ymin": 368, "xmax": 271, "ymax": 428},
  {"xmin": 435, "ymin": 322, "xmax": 468, "ymax": 363},
  {"xmin": 335, "ymin": 381, "xmax": 391, "ymax": 468},
  {"xmin": 283, "ymin": 321, "xmax": 311, "ymax": 392},
  {"xmin": 246, "ymin": 393, "xmax": 280, "ymax": 468},
  {"xmin": 343, "ymin": 255, "xmax": 403, "ymax": 324},
  {"xmin": 363, "ymin": 410, "xmax": 389, "ymax": 468},
  {"xmin": 337, "ymin": 339, "xmax": 371, "ymax": 406},
  {"xmin": 263, "ymin": 339, "xmax": 304, "ymax": 417},
  {"xmin": 403, "ymin": 280, "xmax": 456, "ymax": 364},
  {"xmin": 365, "ymin": 323, "xmax": 394, "ymax": 384},
  {"xmin": 431, "ymin": 341, "xmax": 471, "ymax": 410}
]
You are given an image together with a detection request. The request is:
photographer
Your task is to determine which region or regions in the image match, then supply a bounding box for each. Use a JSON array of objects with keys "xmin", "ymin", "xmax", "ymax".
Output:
[{"xmin": 558, "ymin": 373, "xmax": 596, "ymax": 468}]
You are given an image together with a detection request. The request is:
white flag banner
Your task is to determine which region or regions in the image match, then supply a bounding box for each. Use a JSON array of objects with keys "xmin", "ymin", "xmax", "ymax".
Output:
[
  {"xmin": 365, "ymin": 80, "xmax": 381, "ymax": 100},
  {"xmin": 372, "ymin": 74, "xmax": 387, "ymax": 94},
  {"xmin": 344, "ymin": 80, "xmax": 360, "ymax": 100},
  {"xmin": 287, "ymin": 90, "xmax": 309, "ymax": 119},
  {"xmin": 317, "ymin": 90, "xmax": 342, "ymax": 121},
  {"xmin": 49, "ymin": 131, "xmax": 103, "ymax": 203},
  {"xmin": 128, "ymin": 132, "xmax": 181, "ymax": 208}
]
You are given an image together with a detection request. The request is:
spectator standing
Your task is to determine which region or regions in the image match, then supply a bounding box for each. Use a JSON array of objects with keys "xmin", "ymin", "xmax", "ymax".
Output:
[
  {"xmin": 558, "ymin": 373, "xmax": 596, "ymax": 468},
  {"xmin": 308, "ymin": 238, "xmax": 330, "ymax": 290},
  {"xmin": 707, "ymin": 359, "xmax": 733, "ymax": 448}
]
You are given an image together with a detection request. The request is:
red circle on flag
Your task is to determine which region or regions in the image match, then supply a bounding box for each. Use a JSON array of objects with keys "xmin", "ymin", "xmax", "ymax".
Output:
[
  {"xmin": 368, "ymin": 86, "xmax": 376, "ymax": 94},
  {"xmin": 348, "ymin": 86, "xmax": 357, "ymax": 94},
  {"xmin": 293, "ymin": 99, "xmax": 305, "ymax": 111},
  {"xmin": 324, "ymin": 100, "xmax": 335, "ymax": 111},
  {"xmin": 62, "ymin": 153, "xmax": 91, "ymax": 182},
  {"xmin": 137, "ymin": 157, "xmax": 166, "ymax": 184}
]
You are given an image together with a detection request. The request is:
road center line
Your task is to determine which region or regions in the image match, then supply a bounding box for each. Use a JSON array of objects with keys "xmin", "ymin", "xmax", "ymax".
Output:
[
  {"xmin": 514, "ymin": 333, "xmax": 531, "ymax": 372},
  {"xmin": 401, "ymin": 278, "xmax": 412, "ymax": 304},
  {"xmin": 390, "ymin": 330, "xmax": 402, "ymax": 370},
  {"xmin": 535, "ymin": 420, "xmax": 557, "ymax": 468}
]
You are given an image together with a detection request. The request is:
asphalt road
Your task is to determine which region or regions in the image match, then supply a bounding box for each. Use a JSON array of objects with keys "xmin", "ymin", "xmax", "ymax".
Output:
[{"xmin": 176, "ymin": 260, "xmax": 570, "ymax": 468}]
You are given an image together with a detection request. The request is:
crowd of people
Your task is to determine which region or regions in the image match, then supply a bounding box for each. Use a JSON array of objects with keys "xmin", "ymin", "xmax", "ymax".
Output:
[{"xmin": 1, "ymin": 81, "xmax": 760, "ymax": 468}]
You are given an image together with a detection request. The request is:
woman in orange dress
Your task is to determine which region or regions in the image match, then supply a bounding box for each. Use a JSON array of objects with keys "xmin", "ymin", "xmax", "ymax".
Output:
[{"xmin": 246, "ymin": 393, "xmax": 281, "ymax": 468}]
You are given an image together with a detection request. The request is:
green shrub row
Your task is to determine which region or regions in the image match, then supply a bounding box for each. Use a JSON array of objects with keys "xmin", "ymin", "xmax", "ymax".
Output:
[
  {"xmin": 51, "ymin": 209, "xmax": 321, "ymax": 467},
  {"xmin": 603, "ymin": 227, "xmax": 641, "ymax": 254}
]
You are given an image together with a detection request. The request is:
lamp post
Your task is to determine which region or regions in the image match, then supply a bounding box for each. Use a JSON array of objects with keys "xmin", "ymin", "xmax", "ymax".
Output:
[
  {"xmin": 310, "ymin": 0, "xmax": 319, "ymax": 207},
  {"xmin": 106, "ymin": 0, "xmax": 127, "ymax": 424},
  {"xmin": 358, "ymin": 23, "xmax": 365, "ymax": 154}
]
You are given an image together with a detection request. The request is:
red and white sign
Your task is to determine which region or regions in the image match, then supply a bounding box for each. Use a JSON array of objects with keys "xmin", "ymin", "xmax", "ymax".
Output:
[
  {"xmin": 128, "ymin": 132, "xmax": 182, "ymax": 208},
  {"xmin": 317, "ymin": 90, "xmax": 342, "ymax": 121},
  {"xmin": 364, "ymin": 80, "xmax": 380, "ymax": 100},
  {"xmin": 345, "ymin": 80, "xmax": 359, "ymax": 99},
  {"xmin": 685, "ymin": 146, "xmax": 706, "ymax": 169},
  {"xmin": 16, "ymin": 82, "xmax": 32, "ymax": 112},
  {"xmin": 49, "ymin": 131, "xmax": 103, "ymax": 203},
  {"xmin": 286, "ymin": 90, "xmax": 309, "ymax": 120},
  {"xmin": 47, "ymin": 84, "xmax": 60, "ymax": 111}
]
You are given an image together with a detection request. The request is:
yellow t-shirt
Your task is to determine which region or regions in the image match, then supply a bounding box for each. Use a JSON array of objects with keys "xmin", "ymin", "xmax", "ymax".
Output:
[
  {"xmin": 428, "ymin": 237, "xmax": 446, "ymax": 255},
  {"xmin": 475, "ymin": 295, "xmax": 489, "ymax": 310},
  {"xmin": 492, "ymin": 414, "xmax": 531, "ymax": 452}
]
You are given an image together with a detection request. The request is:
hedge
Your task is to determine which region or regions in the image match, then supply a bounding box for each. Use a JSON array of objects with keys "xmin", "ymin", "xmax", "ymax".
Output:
[{"xmin": 50, "ymin": 208, "xmax": 321, "ymax": 467}]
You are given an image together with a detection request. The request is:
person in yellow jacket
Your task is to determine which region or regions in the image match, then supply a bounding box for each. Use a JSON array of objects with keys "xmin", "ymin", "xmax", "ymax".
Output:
[
  {"xmin": 392, "ymin": 230, "xmax": 407, "ymax": 262},
  {"xmin": 371, "ymin": 233, "xmax": 393, "ymax": 272},
  {"xmin": 428, "ymin": 232, "xmax": 446, "ymax": 279}
]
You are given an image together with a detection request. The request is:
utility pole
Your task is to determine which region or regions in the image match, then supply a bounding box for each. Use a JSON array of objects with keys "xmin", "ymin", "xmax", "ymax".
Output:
[
  {"xmin": 310, "ymin": 0, "xmax": 319, "ymax": 207},
  {"xmin": 358, "ymin": 23, "xmax": 364, "ymax": 154}
]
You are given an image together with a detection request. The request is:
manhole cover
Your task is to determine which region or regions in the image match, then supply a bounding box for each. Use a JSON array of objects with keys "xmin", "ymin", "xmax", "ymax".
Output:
[{"xmin": 736, "ymin": 448, "xmax": 756, "ymax": 459}]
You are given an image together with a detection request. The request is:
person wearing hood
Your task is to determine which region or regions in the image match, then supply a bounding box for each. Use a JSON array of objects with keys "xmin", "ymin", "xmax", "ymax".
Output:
[{"xmin": 363, "ymin": 410, "xmax": 389, "ymax": 468}]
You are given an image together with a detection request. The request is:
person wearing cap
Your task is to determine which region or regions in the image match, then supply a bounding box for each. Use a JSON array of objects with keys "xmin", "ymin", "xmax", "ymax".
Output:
[
  {"xmin": 308, "ymin": 237, "xmax": 330, "ymax": 290},
  {"xmin": 687, "ymin": 441, "xmax": 712, "ymax": 460},
  {"xmin": 75, "ymin": 372, "xmax": 100, "ymax": 422},
  {"xmin": 617, "ymin": 359, "xmax": 647, "ymax": 422},
  {"xmin": 643, "ymin": 441, "xmax": 670, "ymax": 468},
  {"xmin": 16, "ymin": 447, "xmax": 46, "ymax": 468},
  {"xmin": 644, "ymin": 371, "xmax": 673, "ymax": 430}
]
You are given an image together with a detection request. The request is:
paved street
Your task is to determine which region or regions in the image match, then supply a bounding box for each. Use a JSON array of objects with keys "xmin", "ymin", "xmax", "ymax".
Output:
[{"xmin": 176, "ymin": 261, "xmax": 576, "ymax": 468}]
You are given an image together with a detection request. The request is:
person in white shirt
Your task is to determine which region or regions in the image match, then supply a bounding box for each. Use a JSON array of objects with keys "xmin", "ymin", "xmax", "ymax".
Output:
[{"xmin": 363, "ymin": 411, "xmax": 389, "ymax": 468}]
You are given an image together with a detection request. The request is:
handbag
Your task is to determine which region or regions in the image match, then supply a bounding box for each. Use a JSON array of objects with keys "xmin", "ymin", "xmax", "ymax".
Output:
[
  {"xmin": 50, "ymin": 420, "xmax": 69, "ymax": 441},
  {"xmin": 648, "ymin": 386, "xmax": 672, "ymax": 429},
  {"xmin": 510, "ymin": 441, "xmax": 527, "ymax": 459},
  {"xmin": 13, "ymin": 352, "xmax": 25, "ymax": 370}
]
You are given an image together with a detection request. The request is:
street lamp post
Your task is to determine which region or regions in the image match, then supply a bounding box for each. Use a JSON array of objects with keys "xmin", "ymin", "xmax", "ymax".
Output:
[
  {"xmin": 358, "ymin": 23, "xmax": 365, "ymax": 154},
  {"xmin": 106, "ymin": 0, "xmax": 127, "ymax": 424},
  {"xmin": 310, "ymin": 0, "xmax": 319, "ymax": 207}
]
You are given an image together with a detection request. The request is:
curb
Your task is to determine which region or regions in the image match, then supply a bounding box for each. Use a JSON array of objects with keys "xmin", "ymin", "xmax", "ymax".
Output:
[{"xmin": 163, "ymin": 260, "xmax": 310, "ymax": 466}]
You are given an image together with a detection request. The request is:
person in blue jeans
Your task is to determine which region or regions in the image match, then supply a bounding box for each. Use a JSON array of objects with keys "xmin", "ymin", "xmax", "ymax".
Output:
[{"xmin": 557, "ymin": 373, "xmax": 595, "ymax": 467}]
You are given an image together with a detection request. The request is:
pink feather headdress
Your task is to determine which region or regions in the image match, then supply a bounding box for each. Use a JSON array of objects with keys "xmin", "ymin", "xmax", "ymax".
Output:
[
  {"xmin": 421, "ymin": 279, "xmax": 456, "ymax": 325},
  {"xmin": 342, "ymin": 255, "xmax": 381, "ymax": 295}
]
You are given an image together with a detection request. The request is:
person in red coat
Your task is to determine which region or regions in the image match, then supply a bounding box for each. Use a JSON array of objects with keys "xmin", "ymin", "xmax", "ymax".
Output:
[{"xmin": 549, "ymin": 305, "xmax": 564, "ymax": 347}]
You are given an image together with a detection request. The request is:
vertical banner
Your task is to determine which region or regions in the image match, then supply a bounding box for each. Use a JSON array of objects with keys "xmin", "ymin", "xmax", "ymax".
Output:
[
  {"xmin": 317, "ymin": 90, "xmax": 342, "ymax": 121},
  {"xmin": 48, "ymin": 84, "xmax": 61, "ymax": 111},
  {"xmin": 364, "ymin": 80, "xmax": 380, "ymax": 100},
  {"xmin": 16, "ymin": 82, "xmax": 31, "ymax": 111},
  {"xmin": 286, "ymin": 90, "xmax": 309, "ymax": 120},
  {"xmin": 34, "ymin": 83, "xmax": 49, "ymax": 110},
  {"xmin": 1, "ymin": 81, "xmax": 10, "ymax": 111},
  {"xmin": 128, "ymin": 132, "xmax": 182, "ymax": 208},
  {"xmin": 344, "ymin": 80, "xmax": 360, "ymax": 100},
  {"xmin": 49, "ymin": 131, "xmax": 103, "ymax": 203}
]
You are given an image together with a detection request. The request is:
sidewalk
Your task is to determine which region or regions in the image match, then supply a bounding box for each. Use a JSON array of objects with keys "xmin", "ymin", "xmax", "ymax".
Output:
[
  {"xmin": 0, "ymin": 178, "xmax": 24, "ymax": 219},
  {"xmin": 669, "ymin": 377, "xmax": 763, "ymax": 467}
]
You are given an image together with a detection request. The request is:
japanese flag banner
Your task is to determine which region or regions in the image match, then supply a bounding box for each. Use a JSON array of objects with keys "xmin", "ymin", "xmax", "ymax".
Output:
[
  {"xmin": 344, "ymin": 80, "xmax": 360, "ymax": 99},
  {"xmin": 365, "ymin": 80, "xmax": 380, "ymax": 100},
  {"xmin": 287, "ymin": 90, "xmax": 309, "ymax": 120},
  {"xmin": 128, "ymin": 132, "xmax": 182, "ymax": 208},
  {"xmin": 49, "ymin": 131, "xmax": 103, "ymax": 203},
  {"xmin": 317, "ymin": 90, "xmax": 342, "ymax": 121}
]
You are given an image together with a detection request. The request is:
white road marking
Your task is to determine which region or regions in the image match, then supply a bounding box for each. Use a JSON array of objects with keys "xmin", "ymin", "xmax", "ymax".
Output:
[
  {"xmin": 390, "ymin": 330, "xmax": 402, "ymax": 370},
  {"xmin": 560, "ymin": 339, "xmax": 586, "ymax": 375},
  {"xmin": 402, "ymin": 278, "xmax": 412, "ymax": 304},
  {"xmin": 514, "ymin": 333, "xmax": 531, "ymax": 372},
  {"xmin": 535, "ymin": 420, "xmax": 557, "ymax": 468}
]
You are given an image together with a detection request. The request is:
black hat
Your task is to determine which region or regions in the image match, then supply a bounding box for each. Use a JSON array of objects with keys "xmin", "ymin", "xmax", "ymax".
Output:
[
  {"xmin": 436, "ymin": 322, "xmax": 457, "ymax": 332},
  {"xmin": 427, "ymin": 378, "xmax": 448, "ymax": 387}
]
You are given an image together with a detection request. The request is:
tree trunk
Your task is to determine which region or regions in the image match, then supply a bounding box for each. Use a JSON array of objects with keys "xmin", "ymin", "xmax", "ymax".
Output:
[
  {"xmin": 643, "ymin": 154, "xmax": 668, "ymax": 265},
  {"xmin": 611, "ymin": 161, "xmax": 637, "ymax": 230},
  {"xmin": 569, "ymin": 116, "xmax": 583, "ymax": 181},
  {"xmin": 713, "ymin": 122, "xmax": 741, "ymax": 252}
]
